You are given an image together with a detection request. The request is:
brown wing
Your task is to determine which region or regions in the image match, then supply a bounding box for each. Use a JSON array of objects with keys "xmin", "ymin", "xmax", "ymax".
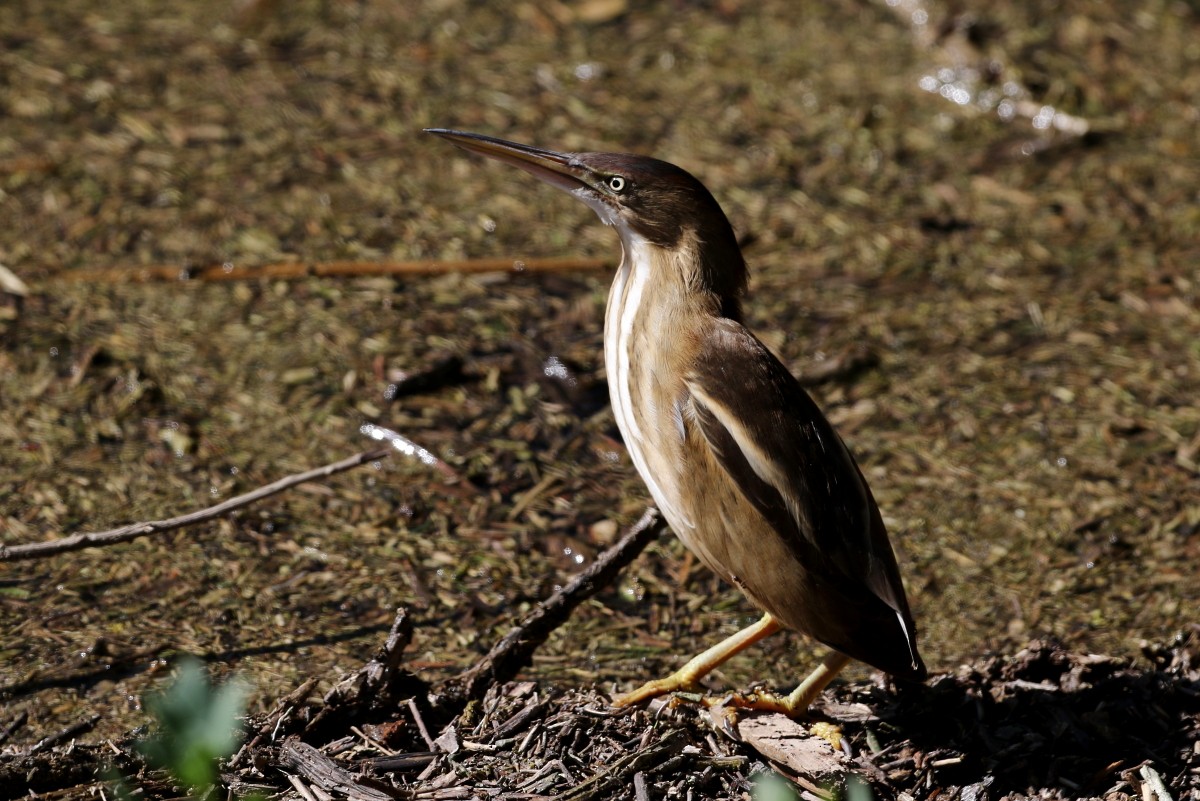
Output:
[{"xmin": 685, "ymin": 318, "xmax": 925, "ymax": 679}]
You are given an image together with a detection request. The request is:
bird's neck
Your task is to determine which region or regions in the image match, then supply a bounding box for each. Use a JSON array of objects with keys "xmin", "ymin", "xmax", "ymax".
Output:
[
  {"xmin": 601, "ymin": 226, "xmax": 745, "ymax": 530},
  {"xmin": 602, "ymin": 228, "xmax": 735, "ymax": 434},
  {"xmin": 602, "ymin": 233, "xmax": 697, "ymax": 526},
  {"xmin": 611, "ymin": 228, "xmax": 744, "ymax": 325}
]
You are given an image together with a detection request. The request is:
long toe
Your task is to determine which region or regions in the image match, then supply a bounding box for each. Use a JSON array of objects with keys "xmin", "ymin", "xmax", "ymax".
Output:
[{"xmin": 611, "ymin": 673, "xmax": 698, "ymax": 707}]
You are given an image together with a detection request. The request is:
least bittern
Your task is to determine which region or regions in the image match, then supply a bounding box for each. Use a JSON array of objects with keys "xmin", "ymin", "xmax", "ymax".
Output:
[{"xmin": 428, "ymin": 129, "xmax": 926, "ymax": 715}]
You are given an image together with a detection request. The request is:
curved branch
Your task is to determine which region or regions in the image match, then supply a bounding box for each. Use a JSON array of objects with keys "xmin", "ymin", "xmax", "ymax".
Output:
[
  {"xmin": 0, "ymin": 447, "xmax": 392, "ymax": 562},
  {"xmin": 58, "ymin": 257, "xmax": 611, "ymax": 284}
]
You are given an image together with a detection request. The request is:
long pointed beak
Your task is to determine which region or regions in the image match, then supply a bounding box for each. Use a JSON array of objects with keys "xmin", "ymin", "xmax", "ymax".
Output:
[{"xmin": 424, "ymin": 129, "xmax": 594, "ymax": 194}]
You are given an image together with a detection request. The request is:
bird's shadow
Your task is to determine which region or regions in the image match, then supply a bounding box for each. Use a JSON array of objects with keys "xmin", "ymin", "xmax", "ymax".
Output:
[{"xmin": 860, "ymin": 634, "xmax": 1200, "ymax": 797}]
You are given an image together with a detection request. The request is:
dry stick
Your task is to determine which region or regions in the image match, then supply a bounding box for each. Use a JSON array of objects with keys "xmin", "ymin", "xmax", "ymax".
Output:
[
  {"xmin": 287, "ymin": 774, "xmax": 322, "ymax": 801},
  {"xmin": 28, "ymin": 714, "xmax": 102, "ymax": 755},
  {"xmin": 278, "ymin": 738, "xmax": 401, "ymax": 801},
  {"xmin": 0, "ymin": 711, "xmax": 27, "ymax": 746},
  {"xmin": 300, "ymin": 608, "xmax": 418, "ymax": 738},
  {"xmin": 58, "ymin": 257, "xmax": 611, "ymax": 284},
  {"xmin": 438, "ymin": 507, "xmax": 666, "ymax": 708},
  {"xmin": 0, "ymin": 447, "xmax": 391, "ymax": 562},
  {"xmin": 633, "ymin": 772, "xmax": 650, "ymax": 801},
  {"xmin": 406, "ymin": 698, "xmax": 436, "ymax": 750}
]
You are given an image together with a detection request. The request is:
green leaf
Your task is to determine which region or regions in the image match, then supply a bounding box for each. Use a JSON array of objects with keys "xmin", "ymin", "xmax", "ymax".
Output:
[
  {"xmin": 138, "ymin": 658, "xmax": 248, "ymax": 793},
  {"xmin": 751, "ymin": 772, "xmax": 800, "ymax": 801}
]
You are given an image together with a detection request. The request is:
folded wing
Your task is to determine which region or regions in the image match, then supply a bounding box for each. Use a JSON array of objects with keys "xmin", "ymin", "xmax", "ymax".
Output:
[{"xmin": 685, "ymin": 318, "xmax": 925, "ymax": 679}]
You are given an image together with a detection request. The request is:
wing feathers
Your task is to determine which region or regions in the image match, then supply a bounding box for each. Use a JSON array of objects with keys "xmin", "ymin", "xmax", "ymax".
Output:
[
  {"xmin": 685, "ymin": 318, "xmax": 924, "ymax": 677},
  {"xmin": 685, "ymin": 325, "xmax": 873, "ymax": 579}
]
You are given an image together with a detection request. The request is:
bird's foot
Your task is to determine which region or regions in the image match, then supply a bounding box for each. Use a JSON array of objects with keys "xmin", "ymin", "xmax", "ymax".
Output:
[
  {"xmin": 723, "ymin": 688, "xmax": 808, "ymax": 716},
  {"xmin": 611, "ymin": 672, "xmax": 701, "ymax": 708},
  {"xmin": 717, "ymin": 650, "xmax": 849, "ymax": 715},
  {"xmin": 612, "ymin": 614, "xmax": 783, "ymax": 710},
  {"xmin": 707, "ymin": 691, "xmax": 844, "ymax": 749}
]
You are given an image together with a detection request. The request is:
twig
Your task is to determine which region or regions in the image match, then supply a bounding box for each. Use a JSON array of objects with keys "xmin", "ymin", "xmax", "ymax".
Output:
[
  {"xmin": 435, "ymin": 508, "xmax": 665, "ymax": 708},
  {"xmin": 0, "ymin": 447, "xmax": 391, "ymax": 562},
  {"xmin": 360, "ymin": 425, "xmax": 459, "ymax": 483},
  {"xmin": 288, "ymin": 774, "xmax": 322, "ymax": 801},
  {"xmin": 490, "ymin": 699, "xmax": 548, "ymax": 741},
  {"xmin": 407, "ymin": 699, "xmax": 436, "ymax": 750},
  {"xmin": 0, "ymin": 711, "xmax": 28, "ymax": 746},
  {"xmin": 57, "ymin": 257, "xmax": 611, "ymax": 284},
  {"xmin": 28, "ymin": 714, "xmax": 101, "ymax": 755},
  {"xmin": 303, "ymin": 609, "xmax": 422, "ymax": 737},
  {"xmin": 365, "ymin": 752, "xmax": 437, "ymax": 772},
  {"xmin": 633, "ymin": 771, "xmax": 649, "ymax": 801},
  {"xmin": 1138, "ymin": 765, "xmax": 1174, "ymax": 801}
]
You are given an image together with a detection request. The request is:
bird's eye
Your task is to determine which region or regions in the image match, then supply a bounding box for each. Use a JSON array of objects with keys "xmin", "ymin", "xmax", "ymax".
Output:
[{"xmin": 607, "ymin": 175, "xmax": 627, "ymax": 193}]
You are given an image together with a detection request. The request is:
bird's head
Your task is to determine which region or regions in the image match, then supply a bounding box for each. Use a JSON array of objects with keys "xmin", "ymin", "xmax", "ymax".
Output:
[{"xmin": 426, "ymin": 129, "xmax": 747, "ymax": 314}]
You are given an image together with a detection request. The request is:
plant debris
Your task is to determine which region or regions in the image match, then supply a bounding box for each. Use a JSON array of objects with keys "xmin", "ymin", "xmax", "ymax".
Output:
[{"xmin": 5, "ymin": 620, "xmax": 1197, "ymax": 800}]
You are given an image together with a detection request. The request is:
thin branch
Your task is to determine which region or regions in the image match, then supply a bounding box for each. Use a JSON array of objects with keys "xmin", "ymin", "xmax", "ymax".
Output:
[
  {"xmin": 300, "ymin": 608, "xmax": 425, "ymax": 740},
  {"xmin": 0, "ymin": 712, "xmax": 27, "ymax": 746},
  {"xmin": 0, "ymin": 447, "xmax": 391, "ymax": 562},
  {"xmin": 28, "ymin": 714, "xmax": 101, "ymax": 755},
  {"xmin": 57, "ymin": 257, "xmax": 611, "ymax": 284}
]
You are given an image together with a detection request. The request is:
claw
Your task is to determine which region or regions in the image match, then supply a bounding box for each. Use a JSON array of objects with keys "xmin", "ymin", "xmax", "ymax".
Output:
[{"xmin": 808, "ymin": 720, "xmax": 844, "ymax": 751}]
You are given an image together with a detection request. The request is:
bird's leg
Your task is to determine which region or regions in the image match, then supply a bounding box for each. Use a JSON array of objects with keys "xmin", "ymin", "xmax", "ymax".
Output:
[
  {"xmin": 726, "ymin": 650, "xmax": 852, "ymax": 715},
  {"xmin": 612, "ymin": 613, "xmax": 782, "ymax": 708}
]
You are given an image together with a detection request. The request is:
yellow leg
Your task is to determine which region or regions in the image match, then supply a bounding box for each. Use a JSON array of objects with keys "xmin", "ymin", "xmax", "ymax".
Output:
[
  {"xmin": 727, "ymin": 650, "xmax": 851, "ymax": 715},
  {"xmin": 613, "ymin": 613, "xmax": 782, "ymax": 708}
]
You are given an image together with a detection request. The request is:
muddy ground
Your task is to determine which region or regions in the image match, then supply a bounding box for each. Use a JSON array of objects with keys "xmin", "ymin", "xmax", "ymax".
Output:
[{"xmin": 1, "ymin": 0, "xmax": 1198, "ymax": 798}]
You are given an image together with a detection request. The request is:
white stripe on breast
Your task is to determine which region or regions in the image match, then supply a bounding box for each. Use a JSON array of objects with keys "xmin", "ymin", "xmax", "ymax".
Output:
[
  {"xmin": 604, "ymin": 243, "xmax": 630, "ymax": 433},
  {"xmin": 604, "ymin": 231, "xmax": 694, "ymax": 530},
  {"xmin": 615, "ymin": 235, "xmax": 650, "ymax": 445}
]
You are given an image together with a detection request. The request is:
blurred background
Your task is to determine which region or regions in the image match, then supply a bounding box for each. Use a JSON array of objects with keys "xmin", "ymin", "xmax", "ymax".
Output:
[{"xmin": 1, "ymin": 0, "xmax": 1198, "ymax": 746}]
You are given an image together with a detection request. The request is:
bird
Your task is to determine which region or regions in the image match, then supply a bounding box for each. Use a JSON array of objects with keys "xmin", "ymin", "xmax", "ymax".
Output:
[{"xmin": 426, "ymin": 128, "xmax": 927, "ymax": 715}]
